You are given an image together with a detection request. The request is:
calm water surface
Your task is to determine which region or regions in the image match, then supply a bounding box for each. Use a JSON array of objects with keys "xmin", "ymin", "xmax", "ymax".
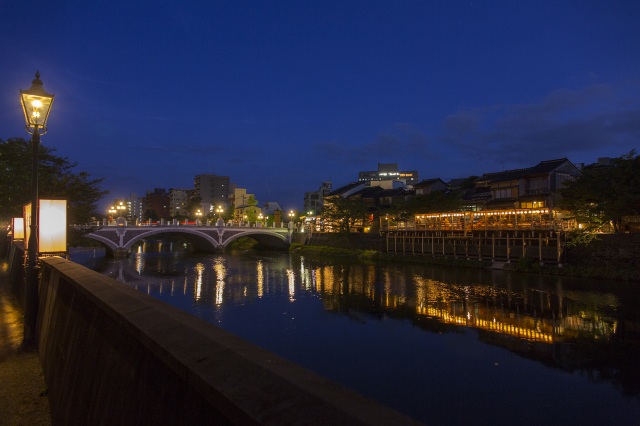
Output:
[{"xmin": 71, "ymin": 246, "xmax": 640, "ymax": 425}]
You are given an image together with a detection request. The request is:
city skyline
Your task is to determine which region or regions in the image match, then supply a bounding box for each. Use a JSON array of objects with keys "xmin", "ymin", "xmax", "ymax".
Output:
[{"xmin": 1, "ymin": 1, "xmax": 639, "ymax": 212}]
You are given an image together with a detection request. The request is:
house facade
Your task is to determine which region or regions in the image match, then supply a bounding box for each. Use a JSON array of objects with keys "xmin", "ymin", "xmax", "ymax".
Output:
[
  {"xmin": 414, "ymin": 178, "xmax": 447, "ymax": 195},
  {"xmin": 468, "ymin": 158, "xmax": 582, "ymax": 211}
]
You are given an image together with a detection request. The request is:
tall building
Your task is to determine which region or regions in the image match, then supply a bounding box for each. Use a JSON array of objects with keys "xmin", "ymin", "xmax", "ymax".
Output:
[
  {"xmin": 145, "ymin": 188, "xmax": 171, "ymax": 220},
  {"xmin": 129, "ymin": 194, "xmax": 144, "ymax": 223},
  {"xmin": 169, "ymin": 188, "xmax": 191, "ymax": 218},
  {"xmin": 358, "ymin": 163, "xmax": 419, "ymax": 186},
  {"xmin": 194, "ymin": 174, "xmax": 231, "ymax": 215},
  {"xmin": 304, "ymin": 181, "xmax": 332, "ymax": 214}
]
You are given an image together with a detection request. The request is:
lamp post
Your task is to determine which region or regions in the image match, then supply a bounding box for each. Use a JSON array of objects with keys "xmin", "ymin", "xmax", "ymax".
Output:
[
  {"xmin": 195, "ymin": 209, "xmax": 202, "ymax": 225},
  {"xmin": 288, "ymin": 210, "xmax": 295, "ymax": 230},
  {"xmin": 116, "ymin": 201, "xmax": 126, "ymax": 219},
  {"xmin": 215, "ymin": 205, "xmax": 225, "ymax": 226},
  {"xmin": 20, "ymin": 71, "xmax": 54, "ymax": 345}
]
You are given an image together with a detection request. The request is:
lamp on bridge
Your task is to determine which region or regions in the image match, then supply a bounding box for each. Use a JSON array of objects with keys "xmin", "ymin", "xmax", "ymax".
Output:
[
  {"xmin": 20, "ymin": 71, "xmax": 55, "ymax": 344},
  {"xmin": 215, "ymin": 206, "xmax": 225, "ymax": 227},
  {"xmin": 116, "ymin": 201, "xmax": 126, "ymax": 217},
  {"xmin": 196, "ymin": 209, "xmax": 202, "ymax": 225}
]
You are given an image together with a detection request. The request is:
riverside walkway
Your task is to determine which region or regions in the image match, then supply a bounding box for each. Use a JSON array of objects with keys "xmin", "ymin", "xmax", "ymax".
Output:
[{"xmin": 0, "ymin": 259, "xmax": 51, "ymax": 425}]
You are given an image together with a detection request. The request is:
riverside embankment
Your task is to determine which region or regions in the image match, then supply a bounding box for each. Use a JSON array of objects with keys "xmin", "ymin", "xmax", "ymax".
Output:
[
  {"xmin": 5, "ymin": 243, "xmax": 421, "ymax": 426},
  {"xmin": 302, "ymin": 232, "xmax": 640, "ymax": 282}
]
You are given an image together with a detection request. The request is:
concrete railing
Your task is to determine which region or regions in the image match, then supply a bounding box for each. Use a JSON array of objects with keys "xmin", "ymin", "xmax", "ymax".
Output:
[{"xmin": 35, "ymin": 257, "xmax": 420, "ymax": 425}]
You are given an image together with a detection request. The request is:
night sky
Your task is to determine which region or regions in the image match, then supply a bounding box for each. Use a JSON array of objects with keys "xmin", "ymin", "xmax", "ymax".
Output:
[{"xmin": 1, "ymin": 1, "xmax": 639, "ymax": 212}]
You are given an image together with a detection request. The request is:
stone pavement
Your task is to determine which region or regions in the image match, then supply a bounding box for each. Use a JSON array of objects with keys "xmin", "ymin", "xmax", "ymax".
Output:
[{"xmin": 0, "ymin": 260, "xmax": 51, "ymax": 426}]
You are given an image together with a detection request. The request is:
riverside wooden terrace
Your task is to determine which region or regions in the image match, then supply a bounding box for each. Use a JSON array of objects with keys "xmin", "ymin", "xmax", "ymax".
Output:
[{"xmin": 381, "ymin": 208, "xmax": 575, "ymax": 265}]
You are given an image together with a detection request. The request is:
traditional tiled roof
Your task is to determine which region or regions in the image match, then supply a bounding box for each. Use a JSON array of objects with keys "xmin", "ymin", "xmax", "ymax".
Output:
[
  {"xmin": 327, "ymin": 182, "xmax": 364, "ymax": 197},
  {"xmin": 351, "ymin": 186, "xmax": 410, "ymax": 199},
  {"xmin": 447, "ymin": 178, "xmax": 469, "ymax": 188},
  {"xmin": 463, "ymin": 187, "xmax": 492, "ymax": 201},
  {"xmin": 415, "ymin": 178, "xmax": 445, "ymax": 188},
  {"xmin": 476, "ymin": 158, "xmax": 572, "ymax": 183}
]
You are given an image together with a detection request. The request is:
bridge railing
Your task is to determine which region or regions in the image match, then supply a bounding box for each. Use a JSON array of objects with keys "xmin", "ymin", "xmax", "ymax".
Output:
[{"xmin": 99, "ymin": 218, "xmax": 294, "ymax": 230}]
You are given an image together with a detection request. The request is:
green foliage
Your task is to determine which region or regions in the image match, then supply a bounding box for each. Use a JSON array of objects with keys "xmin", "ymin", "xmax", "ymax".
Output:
[
  {"xmin": 0, "ymin": 137, "xmax": 108, "ymax": 224},
  {"xmin": 559, "ymin": 150, "xmax": 640, "ymax": 233},
  {"xmin": 228, "ymin": 236, "xmax": 258, "ymax": 249},
  {"xmin": 184, "ymin": 195, "xmax": 202, "ymax": 220},
  {"xmin": 321, "ymin": 195, "xmax": 369, "ymax": 233},
  {"xmin": 245, "ymin": 194, "xmax": 258, "ymax": 223},
  {"xmin": 565, "ymin": 229, "xmax": 600, "ymax": 247}
]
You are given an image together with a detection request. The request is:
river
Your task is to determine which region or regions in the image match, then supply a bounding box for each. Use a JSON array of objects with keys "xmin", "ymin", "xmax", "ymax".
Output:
[{"xmin": 71, "ymin": 245, "xmax": 640, "ymax": 425}]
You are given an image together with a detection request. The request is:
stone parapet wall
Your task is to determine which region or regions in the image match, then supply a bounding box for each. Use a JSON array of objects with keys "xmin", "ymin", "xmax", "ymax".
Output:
[
  {"xmin": 306, "ymin": 233, "xmax": 386, "ymax": 251},
  {"xmin": 34, "ymin": 257, "xmax": 420, "ymax": 426}
]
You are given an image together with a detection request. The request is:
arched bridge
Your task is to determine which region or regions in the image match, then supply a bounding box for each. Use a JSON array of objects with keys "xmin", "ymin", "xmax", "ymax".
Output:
[{"xmin": 84, "ymin": 224, "xmax": 294, "ymax": 256}]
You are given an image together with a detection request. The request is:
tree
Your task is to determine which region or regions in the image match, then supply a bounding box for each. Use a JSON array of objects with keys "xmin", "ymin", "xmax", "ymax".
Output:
[
  {"xmin": 184, "ymin": 195, "xmax": 202, "ymax": 220},
  {"xmin": 321, "ymin": 195, "xmax": 368, "ymax": 233},
  {"xmin": 0, "ymin": 137, "xmax": 108, "ymax": 225},
  {"xmin": 559, "ymin": 150, "xmax": 640, "ymax": 233},
  {"xmin": 245, "ymin": 195, "xmax": 259, "ymax": 223}
]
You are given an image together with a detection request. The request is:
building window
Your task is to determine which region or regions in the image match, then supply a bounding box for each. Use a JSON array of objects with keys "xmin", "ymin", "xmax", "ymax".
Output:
[
  {"xmin": 520, "ymin": 201, "xmax": 546, "ymax": 209},
  {"xmin": 494, "ymin": 188, "xmax": 513, "ymax": 199},
  {"xmin": 528, "ymin": 177, "xmax": 548, "ymax": 194}
]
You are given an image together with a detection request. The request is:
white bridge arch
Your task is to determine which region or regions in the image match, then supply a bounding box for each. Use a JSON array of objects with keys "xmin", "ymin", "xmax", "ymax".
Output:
[{"xmin": 84, "ymin": 225, "xmax": 294, "ymax": 256}]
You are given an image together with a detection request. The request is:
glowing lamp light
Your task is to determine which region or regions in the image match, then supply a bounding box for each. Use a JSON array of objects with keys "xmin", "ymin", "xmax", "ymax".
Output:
[
  {"xmin": 12, "ymin": 218, "xmax": 25, "ymax": 240},
  {"xmin": 20, "ymin": 71, "xmax": 55, "ymax": 132},
  {"xmin": 24, "ymin": 199, "xmax": 67, "ymax": 254}
]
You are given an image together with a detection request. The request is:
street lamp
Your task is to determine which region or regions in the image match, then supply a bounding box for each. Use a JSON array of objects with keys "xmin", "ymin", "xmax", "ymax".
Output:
[
  {"xmin": 20, "ymin": 71, "xmax": 55, "ymax": 344},
  {"xmin": 195, "ymin": 209, "xmax": 202, "ymax": 225},
  {"xmin": 215, "ymin": 205, "xmax": 225, "ymax": 226},
  {"xmin": 116, "ymin": 201, "xmax": 126, "ymax": 216}
]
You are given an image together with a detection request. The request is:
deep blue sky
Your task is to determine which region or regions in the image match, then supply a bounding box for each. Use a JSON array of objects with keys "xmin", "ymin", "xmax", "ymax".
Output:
[{"xmin": 2, "ymin": 1, "xmax": 639, "ymax": 212}]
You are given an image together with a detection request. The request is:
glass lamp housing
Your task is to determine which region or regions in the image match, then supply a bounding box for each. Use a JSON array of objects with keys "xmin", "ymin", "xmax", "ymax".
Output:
[{"xmin": 20, "ymin": 71, "xmax": 55, "ymax": 132}]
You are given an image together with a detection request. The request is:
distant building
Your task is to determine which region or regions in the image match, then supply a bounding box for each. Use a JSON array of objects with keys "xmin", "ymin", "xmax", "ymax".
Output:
[
  {"xmin": 169, "ymin": 188, "xmax": 191, "ymax": 218},
  {"xmin": 145, "ymin": 188, "xmax": 171, "ymax": 220},
  {"xmin": 262, "ymin": 202, "xmax": 282, "ymax": 216},
  {"xmin": 358, "ymin": 163, "xmax": 419, "ymax": 186},
  {"xmin": 194, "ymin": 174, "xmax": 231, "ymax": 215},
  {"xmin": 231, "ymin": 188, "xmax": 261, "ymax": 221},
  {"xmin": 324, "ymin": 181, "xmax": 411, "ymax": 232},
  {"xmin": 303, "ymin": 181, "xmax": 332, "ymax": 215},
  {"xmin": 414, "ymin": 178, "xmax": 447, "ymax": 195},
  {"xmin": 128, "ymin": 193, "xmax": 143, "ymax": 223},
  {"xmin": 232, "ymin": 188, "xmax": 257, "ymax": 209}
]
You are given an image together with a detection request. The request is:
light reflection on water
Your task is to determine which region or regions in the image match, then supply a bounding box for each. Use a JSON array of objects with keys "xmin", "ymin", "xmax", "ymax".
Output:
[{"xmin": 72, "ymin": 247, "xmax": 640, "ymax": 425}]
